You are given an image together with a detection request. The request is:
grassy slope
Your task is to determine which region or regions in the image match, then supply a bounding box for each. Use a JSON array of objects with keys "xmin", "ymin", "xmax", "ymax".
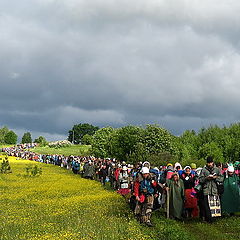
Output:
[
  {"xmin": 0, "ymin": 156, "xmax": 239, "ymax": 240},
  {"xmin": 33, "ymin": 145, "xmax": 91, "ymax": 156}
]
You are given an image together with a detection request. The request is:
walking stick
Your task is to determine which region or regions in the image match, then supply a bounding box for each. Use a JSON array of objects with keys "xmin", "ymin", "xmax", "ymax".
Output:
[{"xmin": 166, "ymin": 188, "xmax": 170, "ymax": 219}]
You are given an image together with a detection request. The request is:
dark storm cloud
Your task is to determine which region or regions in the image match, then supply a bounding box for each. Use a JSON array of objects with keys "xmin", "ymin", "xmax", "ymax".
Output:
[{"xmin": 1, "ymin": 0, "xmax": 240, "ymax": 141}]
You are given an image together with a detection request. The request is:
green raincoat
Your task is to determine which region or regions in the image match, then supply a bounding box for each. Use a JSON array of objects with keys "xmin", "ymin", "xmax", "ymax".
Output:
[
  {"xmin": 222, "ymin": 174, "xmax": 240, "ymax": 214},
  {"xmin": 166, "ymin": 179, "xmax": 185, "ymax": 219}
]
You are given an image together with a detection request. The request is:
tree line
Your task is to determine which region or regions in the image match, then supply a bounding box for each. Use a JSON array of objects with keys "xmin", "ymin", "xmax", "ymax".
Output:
[
  {"xmin": 0, "ymin": 126, "xmax": 47, "ymax": 145},
  {"xmin": 2, "ymin": 121, "xmax": 240, "ymax": 166},
  {"xmin": 68, "ymin": 123, "xmax": 240, "ymax": 166}
]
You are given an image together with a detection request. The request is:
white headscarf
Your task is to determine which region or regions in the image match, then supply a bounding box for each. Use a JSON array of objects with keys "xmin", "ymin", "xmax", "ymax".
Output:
[
  {"xmin": 174, "ymin": 162, "xmax": 182, "ymax": 171},
  {"xmin": 184, "ymin": 166, "xmax": 191, "ymax": 171},
  {"xmin": 228, "ymin": 165, "xmax": 234, "ymax": 173}
]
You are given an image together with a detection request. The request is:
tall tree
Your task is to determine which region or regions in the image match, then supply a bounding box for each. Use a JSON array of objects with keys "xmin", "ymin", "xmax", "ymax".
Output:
[
  {"xmin": 21, "ymin": 132, "xmax": 32, "ymax": 144},
  {"xmin": 110, "ymin": 126, "xmax": 144, "ymax": 161},
  {"xmin": 142, "ymin": 124, "xmax": 178, "ymax": 156},
  {"xmin": 0, "ymin": 126, "xmax": 9, "ymax": 144},
  {"xmin": 4, "ymin": 131, "xmax": 18, "ymax": 145},
  {"xmin": 91, "ymin": 127, "xmax": 115, "ymax": 158},
  {"xmin": 68, "ymin": 123, "xmax": 99, "ymax": 144},
  {"xmin": 34, "ymin": 136, "xmax": 48, "ymax": 146}
]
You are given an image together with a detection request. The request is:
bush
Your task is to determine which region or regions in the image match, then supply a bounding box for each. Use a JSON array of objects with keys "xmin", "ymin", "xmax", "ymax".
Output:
[
  {"xmin": 0, "ymin": 158, "xmax": 12, "ymax": 174},
  {"xmin": 34, "ymin": 136, "xmax": 48, "ymax": 146},
  {"xmin": 25, "ymin": 164, "xmax": 42, "ymax": 177}
]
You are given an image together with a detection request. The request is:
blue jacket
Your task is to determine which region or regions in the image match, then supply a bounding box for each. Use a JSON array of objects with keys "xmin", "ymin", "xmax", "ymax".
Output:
[{"xmin": 140, "ymin": 179, "xmax": 154, "ymax": 195}]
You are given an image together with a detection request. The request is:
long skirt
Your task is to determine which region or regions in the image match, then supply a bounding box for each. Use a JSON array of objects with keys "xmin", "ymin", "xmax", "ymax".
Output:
[{"xmin": 184, "ymin": 189, "xmax": 199, "ymax": 217}]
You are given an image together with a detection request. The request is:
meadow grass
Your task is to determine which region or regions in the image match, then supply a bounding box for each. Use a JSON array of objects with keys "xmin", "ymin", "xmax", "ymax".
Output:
[
  {"xmin": 0, "ymin": 156, "xmax": 239, "ymax": 240},
  {"xmin": 33, "ymin": 145, "xmax": 91, "ymax": 156},
  {"xmin": 0, "ymin": 156, "xmax": 163, "ymax": 240}
]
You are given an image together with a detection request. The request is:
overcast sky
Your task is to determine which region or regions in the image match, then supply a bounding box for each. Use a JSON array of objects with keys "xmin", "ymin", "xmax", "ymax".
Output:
[{"xmin": 1, "ymin": 0, "xmax": 240, "ymax": 141}]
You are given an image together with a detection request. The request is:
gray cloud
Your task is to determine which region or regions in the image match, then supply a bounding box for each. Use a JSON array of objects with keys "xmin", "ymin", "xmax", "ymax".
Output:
[{"xmin": 1, "ymin": 0, "xmax": 240, "ymax": 140}]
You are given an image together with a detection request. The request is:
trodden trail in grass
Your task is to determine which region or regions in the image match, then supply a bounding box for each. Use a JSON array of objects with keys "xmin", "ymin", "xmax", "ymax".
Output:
[{"xmin": 0, "ymin": 156, "xmax": 239, "ymax": 240}]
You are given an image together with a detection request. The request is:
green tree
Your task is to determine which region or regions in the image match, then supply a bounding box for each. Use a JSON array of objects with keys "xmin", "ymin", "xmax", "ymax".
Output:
[
  {"xmin": 4, "ymin": 131, "xmax": 18, "ymax": 145},
  {"xmin": 199, "ymin": 142, "xmax": 224, "ymax": 163},
  {"xmin": 68, "ymin": 123, "xmax": 99, "ymax": 144},
  {"xmin": 142, "ymin": 124, "xmax": 178, "ymax": 156},
  {"xmin": 110, "ymin": 126, "xmax": 144, "ymax": 161},
  {"xmin": 81, "ymin": 134, "xmax": 93, "ymax": 145},
  {"xmin": 34, "ymin": 136, "xmax": 48, "ymax": 146},
  {"xmin": 21, "ymin": 132, "xmax": 32, "ymax": 144},
  {"xmin": 0, "ymin": 126, "xmax": 9, "ymax": 144},
  {"xmin": 139, "ymin": 125, "xmax": 179, "ymax": 166},
  {"xmin": 178, "ymin": 130, "xmax": 199, "ymax": 163},
  {"xmin": 91, "ymin": 127, "xmax": 115, "ymax": 158}
]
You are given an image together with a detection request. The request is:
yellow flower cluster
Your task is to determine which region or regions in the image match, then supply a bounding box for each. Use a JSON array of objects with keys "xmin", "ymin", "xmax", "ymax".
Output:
[{"xmin": 0, "ymin": 156, "xmax": 155, "ymax": 240}]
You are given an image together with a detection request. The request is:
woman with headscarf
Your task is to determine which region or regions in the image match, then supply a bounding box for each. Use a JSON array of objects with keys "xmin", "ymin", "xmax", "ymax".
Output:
[
  {"xmin": 166, "ymin": 173, "xmax": 185, "ymax": 220},
  {"xmin": 117, "ymin": 166, "xmax": 131, "ymax": 196},
  {"xmin": 174, "ymin": 162, "xmax": 183, "ymax": 176},
  {"xmin": 181, "ymin": 166, "xmax": 198, "ymax": 218},
  {"xmin": 221, "ymin": 165, "xmax": 240, "ymax": 215}
]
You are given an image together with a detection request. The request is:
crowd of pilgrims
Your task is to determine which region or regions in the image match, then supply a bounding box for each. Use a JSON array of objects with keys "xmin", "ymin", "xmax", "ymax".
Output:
[{"xmin": 2, "ymin": 144, "xmax": 240, "ymax": 227}]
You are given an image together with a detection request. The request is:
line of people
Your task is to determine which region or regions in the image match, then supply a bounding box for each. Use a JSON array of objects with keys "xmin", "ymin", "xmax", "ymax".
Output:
[{"xmin": 2, "ymin": 145, "xmax": 240, "ymax": 226}]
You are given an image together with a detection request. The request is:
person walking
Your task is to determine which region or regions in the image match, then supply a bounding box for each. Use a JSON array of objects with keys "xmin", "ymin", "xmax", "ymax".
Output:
[
  {"xmin": 137, "ymin": 167, "xmax": 156, "ymax": 226},
  {"xmin": 181, "ymin": 166, "xmax": 198, "ymax": 218},
  {"xmin": 99, "ymin": 165, "xmax": 108, "ymax": 185},
  {"xmin": 221, "ymin": 165, "xmax": 240, "ymax": 215},
  {"xmin": 166, "ymin": 173, "xmax": 185, "ymax": 220}
]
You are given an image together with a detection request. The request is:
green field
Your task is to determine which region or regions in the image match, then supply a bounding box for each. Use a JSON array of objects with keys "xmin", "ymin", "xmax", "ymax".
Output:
[
  {"xmin": 33, "ymin": 145, "xmax": 91, "ymax": 156},
  {"xmin": 0, "ymin": 157, "xmax": 240, "ymax": 240}
]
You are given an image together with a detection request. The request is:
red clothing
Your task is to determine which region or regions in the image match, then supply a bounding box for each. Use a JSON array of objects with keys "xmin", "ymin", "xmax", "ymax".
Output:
[
  {"xmin": 133, "ymin": 180, "xmax": 140, "ymax": 197},
  {"xmin": 133, "ymin": 180, "xmax": 146, "ymax": 203},
  {"xmin": 117, "ymin": 188, "xmax": 131, "ymax": 195},
  {"xmin": 184, "ymin": 189, "xmax": 199, "ymax": 217},
  {"xmin": 114, "ymin": 168, "xmax": 120, "ymax": 180}
]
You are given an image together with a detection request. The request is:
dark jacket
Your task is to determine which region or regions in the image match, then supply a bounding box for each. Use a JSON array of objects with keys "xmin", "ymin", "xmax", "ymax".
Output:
[{"xmin": 199, "ymin": 165, "xmax": 224, "ymax": 196}]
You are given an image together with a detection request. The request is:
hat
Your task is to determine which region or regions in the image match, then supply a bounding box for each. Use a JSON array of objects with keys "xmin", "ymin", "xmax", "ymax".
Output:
[
  {"xmin": 167, "ymin": 163, "xmax": 173, "ymax": 167},
  {"xmin": 122, "ymin": 166, "xmax": 128, "ymax": 171},
  {"xmin": 142, "ymin": 167, "xmax": 150, "ymax": 174},
  {"xmin": 190, "ymin": 163, "xmax": 196, "ymax": 169},
  {"xmin": 228, "ymin": 166, "xmax": 234, "ymax": 173},
  {"xmin": 206, "ymin": 156, "xmax": 214, "ymax": 163},
  {"xmin": 142, "ymin": 161, "xmax": 150, "ymax": 168}
]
